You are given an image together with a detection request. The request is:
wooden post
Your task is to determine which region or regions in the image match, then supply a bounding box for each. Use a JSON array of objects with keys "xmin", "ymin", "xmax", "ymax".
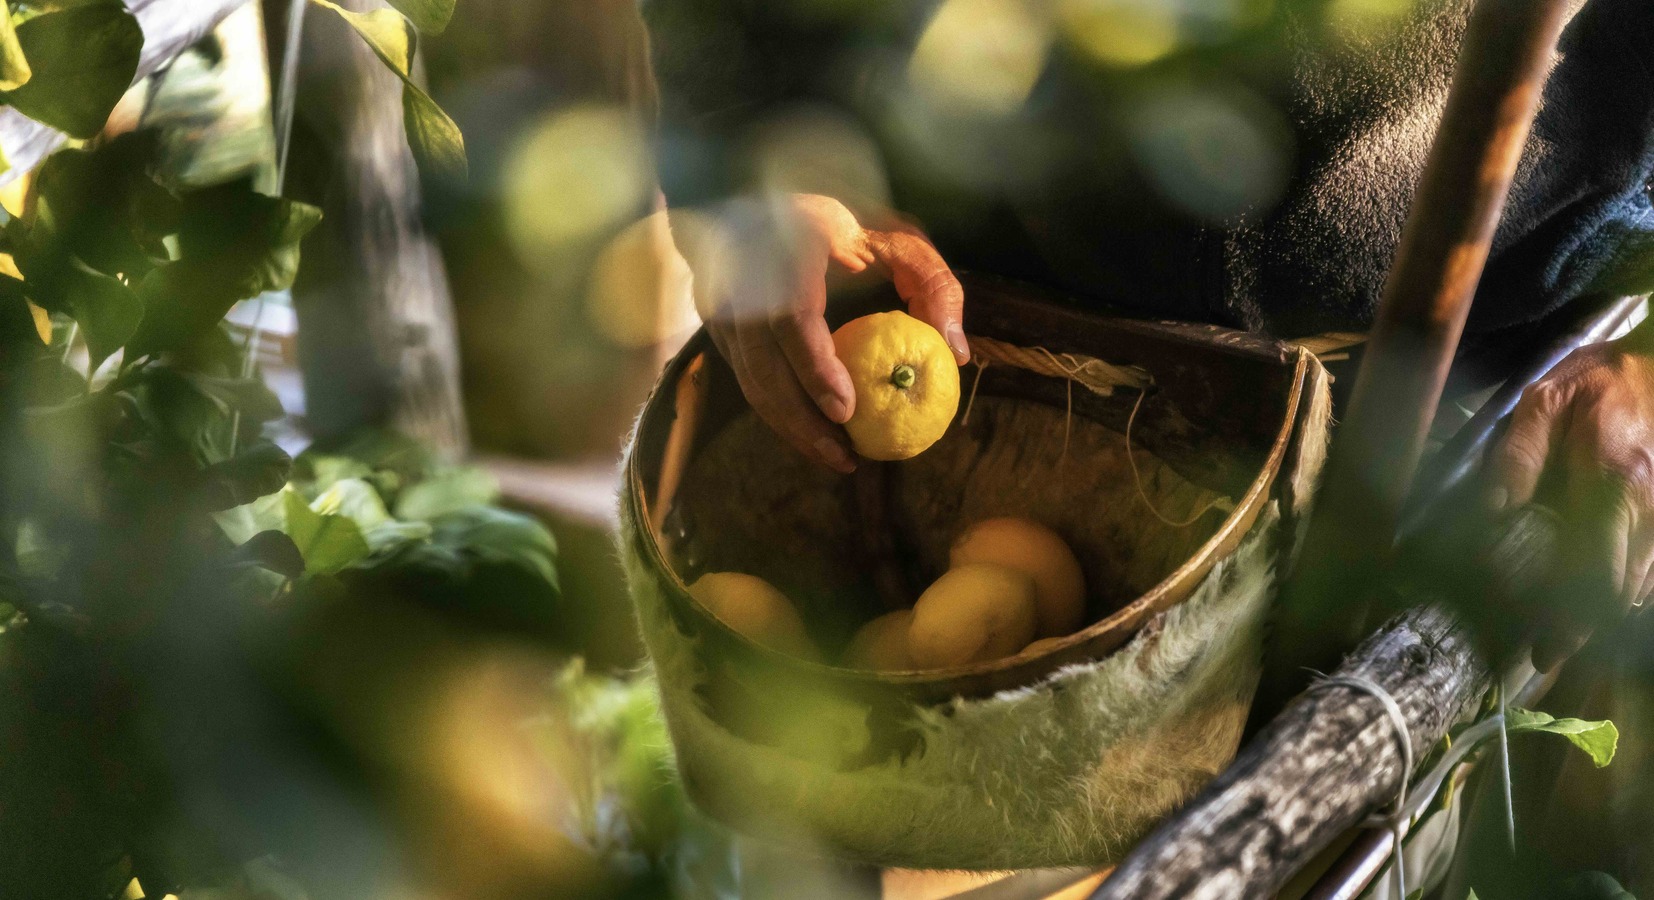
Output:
[{"xmin": 265, "ymin": 0, "xmax": 470, "ymax": 457}]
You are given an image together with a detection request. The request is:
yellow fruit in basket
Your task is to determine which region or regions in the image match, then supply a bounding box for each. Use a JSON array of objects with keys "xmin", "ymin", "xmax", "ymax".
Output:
[
  {"xmin": 844, "ymin": 609, "xmax": 916, "ymax": 671},
  {"xmin": 909, "ymin": 564, "xmax": 1038, "ymax": 669},
  {"xmin": 688, "ymin": 572, "xmax": 818, "ymax": 660},
  {"xmin": 832, "ymin": 311, "xmax": 961, "ymax": 461},
  {"xmin": 951, "ymin": 517, "xmax": 1086, "ymax": 638}
]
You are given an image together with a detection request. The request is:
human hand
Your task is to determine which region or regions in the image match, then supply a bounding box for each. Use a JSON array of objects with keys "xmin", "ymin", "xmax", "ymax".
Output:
[
  {"xmin": 670, "ymin": 193, "xmax": 969, "ymax": 473},
  {"xmin": 1490, "ymin": 335, "xmax": 1654, "ymax": 671}
]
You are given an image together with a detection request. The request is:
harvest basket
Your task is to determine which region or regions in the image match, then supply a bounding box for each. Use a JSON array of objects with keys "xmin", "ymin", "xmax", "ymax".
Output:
[{"xmin": 619, "ymin": 274, "xmax": 1333, "ymax": 870}]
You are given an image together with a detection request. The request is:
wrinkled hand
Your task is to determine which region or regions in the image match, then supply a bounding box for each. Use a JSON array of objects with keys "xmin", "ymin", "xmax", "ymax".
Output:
[
  {"xmin": 1490, "ymin": 336, "xmax": 1654, "ymax": 671},
  {"xmin": 671, "ymin": 193, "xmax": 969, "ymax": 473}
]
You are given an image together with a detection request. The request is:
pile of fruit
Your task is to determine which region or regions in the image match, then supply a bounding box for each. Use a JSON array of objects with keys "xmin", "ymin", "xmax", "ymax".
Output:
[{"xmin": 685, "ymin": 311, "xmax": 1091, "ymax": 672}]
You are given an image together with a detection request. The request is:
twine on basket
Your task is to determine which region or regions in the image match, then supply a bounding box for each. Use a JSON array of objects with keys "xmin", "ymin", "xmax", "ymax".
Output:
[{"xmin": 961, "ymin": 336, "xmax": 1229, "ymax": 529}]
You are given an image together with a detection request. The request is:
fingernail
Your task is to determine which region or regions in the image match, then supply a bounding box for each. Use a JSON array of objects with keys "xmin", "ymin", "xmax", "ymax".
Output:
[
  {"xmin": 946, "ymin": 322, "xmax": 970, "ymax": 363},
  {"xmin": 815, "ymin": 437, "xmax": 857, "ymax": 473},
  {"xmin": 1487, "ymin": 487, "xmax": 1510, "ymax": 511},
  {"xmin": 818, "ymin": 392, "xmax": 851, "ymax": 424}
]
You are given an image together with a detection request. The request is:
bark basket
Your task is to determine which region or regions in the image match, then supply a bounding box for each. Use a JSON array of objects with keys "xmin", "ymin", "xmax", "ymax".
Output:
[{"xmin": 619, "ymin": 274, "xmax": 1333, "ymax": 869}]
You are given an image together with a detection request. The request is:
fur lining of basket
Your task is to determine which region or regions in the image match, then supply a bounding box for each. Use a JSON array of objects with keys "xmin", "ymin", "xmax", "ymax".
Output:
[{"xmin": 619, "ymin": 490, "xmax": 1281, "ymax": 871}]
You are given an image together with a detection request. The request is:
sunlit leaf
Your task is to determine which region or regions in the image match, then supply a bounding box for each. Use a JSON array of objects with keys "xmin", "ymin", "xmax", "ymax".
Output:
[
  {"xmin": 1507, "ymin": 707, "xmax": 1618, "ymax": 769},
  {"xmin": 0, "ymin": 10, "xmax": 33, "ymax": 92},
  {"xmin": 385, "ymin": 0, "xmax": 454, "ymax": 35},
  {"xmin": 284, "ymin": 489, "xmax": 371, "ymax": 575},
  {"xmin": 2, "ymin": 4, "xmax": 141, "ymax": 139},
  {"xmin": 25, "ymin": 299, "xmax": 49, "ymax": 344},
  {"xmin": 60, "ymin": 263, "xmax": 139, "ymax": 370},
  {"xmin": 311, "ymin": 0, "xmax": 468, "ymax": 181},
  {"xmin": 402, "ymin": 84, "xmax": 467, "ymax": 182}
]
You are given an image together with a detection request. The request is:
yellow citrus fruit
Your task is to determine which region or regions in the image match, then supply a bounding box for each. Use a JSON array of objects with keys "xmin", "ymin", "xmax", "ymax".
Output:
[
  {"xmin": 832, "ymin": 311, "xmax": 961, "ymax": 461},
  {"xmin": 950, "ymin": 517, "xmax": 1086, "ymax": 637},
  {"xmin": 688, "ymin": 572, "xmax": 818, "ymax": 660},
  {"xmin": 844, "ymin": 609, "xmax": 916, "ymax": 671},
  {"xmin": 908, "ymin": 563, "xmax": 1038, "ymax": 669}
]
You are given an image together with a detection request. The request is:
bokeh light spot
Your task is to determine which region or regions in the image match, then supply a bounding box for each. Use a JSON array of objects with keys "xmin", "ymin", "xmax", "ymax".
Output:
[
  {"xmin": 587, "ymin": 212, "xmax": 698, "ymax": 348},
  {"xmin": 909, "ymin": 0, "xmax": 1052, "ymax": 118},
  {"xmin": 1127, "ymin": 84, "xmax": 1294, "ymax": 224},
  {"xmin": 502, "ymin": 104, "xmax": 651, "ymax": 264},
  {"xmin": 1059, "ymin": 0, "xmax": 1180, "ymax": 68}
]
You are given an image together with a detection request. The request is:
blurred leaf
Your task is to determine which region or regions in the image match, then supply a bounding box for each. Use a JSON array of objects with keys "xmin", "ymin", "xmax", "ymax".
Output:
[
  {"xmin": 401, "ymin": 85, "xmax": 468, "ymax": 183},
  {"xmin": 2, "ymin": 4, "xmax": 141, "ymax": 139},
  {"xmin": 346, "ymin": 506, "xmax": 560, "ymax": 636},
  {"xmin": 384, "ymin": 0, "xmax": 454, "ymax": 35},
  {"xmin": 214, "ymin": 491, "xmax": 288, "ymax": 546},
  {"xmin": 0, "ymin": 10, "xmax": 33, "ymax": 92},
  {"xmin": 26, "ymin": 299, "xmax": 49, "ymax": 344},
  {"xmin": 60, "ymin": 263, "xmax": 139, "ymax": 370},
  {"xmin": 311, "ymin": 478, "xmax": 391, "ymax": 530},
  {"xmin": 20, "ymin": 141, "xmax": 161, "ymax": 288},
  {"xmin": 393, "ymin": 466, "xmax": 498, "ymax": 520},
  {"xmin": 15, "ymin": 519, "xmax": 69, "ymax": 579},
  {"xmin": 284, "ymin": 490, "xmax": 370, "ymax": 576},
  {"xmin": 203, "ymin": 443, "xmax": 292, "ymax": 511},
  {"xmin": 229, "ymin": 530, "xmax": 305, "ymax": 579},
  {"xmin": 310, "ymin": 0, "xmax": 468, "ymax": 182},
  {"xmin": 128, "ymin": 260, "xmax": 244, "ymax": 360},
  {"xmin": 181, "ymin": 373, "xmax": 286, "ymax": 425},
  {"xmin": 1508, "ymin": 707, "xmax": 1618, "ymax": 768}
]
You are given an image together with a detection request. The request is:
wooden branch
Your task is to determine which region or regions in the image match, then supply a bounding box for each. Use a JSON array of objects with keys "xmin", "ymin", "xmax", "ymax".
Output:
[
  {"xmin": 1092, "ymin": 508, "xmax": 1559, "ymax": 899},
  {"xmin": 1260, "ymin": 0, "xmax": 1576, "ymax": 703},
  {"xmin": 0, "ymin": 0, "xmax": 247, "ymax": 184}
]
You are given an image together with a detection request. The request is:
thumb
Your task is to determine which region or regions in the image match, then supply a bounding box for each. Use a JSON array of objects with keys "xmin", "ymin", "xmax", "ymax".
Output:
[{"xmin": 866, "ymin": 229, "xmax": 969, "ymax": 364}]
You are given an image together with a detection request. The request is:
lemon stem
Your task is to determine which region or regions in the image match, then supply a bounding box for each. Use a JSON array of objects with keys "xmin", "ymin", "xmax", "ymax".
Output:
[{"xmin": 890, "ymin": 364, "xmax": 917, "ymax": 391}]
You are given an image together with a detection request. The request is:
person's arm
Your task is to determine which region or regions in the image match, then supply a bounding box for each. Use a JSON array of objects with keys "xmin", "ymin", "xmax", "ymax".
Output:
[{"xmin": 642, "ymin": 0, "xmax": 968, "ymax": 473}]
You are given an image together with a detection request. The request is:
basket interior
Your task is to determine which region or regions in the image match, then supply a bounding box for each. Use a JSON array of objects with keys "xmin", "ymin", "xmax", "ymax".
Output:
[{"xmin": 668, "ymin": 393, "xmax": 1230, "ymax": 659}]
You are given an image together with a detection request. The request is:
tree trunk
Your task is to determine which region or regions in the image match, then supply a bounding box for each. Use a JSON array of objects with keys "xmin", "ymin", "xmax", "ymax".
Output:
[{"xmin": 268, "ymin": 0, "xmax": 469, "ymax": 457}]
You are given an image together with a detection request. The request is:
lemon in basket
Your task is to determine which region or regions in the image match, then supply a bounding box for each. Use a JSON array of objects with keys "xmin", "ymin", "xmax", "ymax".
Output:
[
  {"xmin": 832, "ymin": 311, "xmax": 961, "ymax": 461},
  {"xmin": 951, "ymin": 518, "xmax": 1086, "ymax": 637},
  {"xmin": 909, "ymin": 564, "xmax": 1038, "ymax": 668},
  {"xmin": 844, "ymin": 608, "xmax": 916, "ymax": 671},
  {"xmin": 688, "ymin": 572, "xmax": 819, "ymax": 660}
]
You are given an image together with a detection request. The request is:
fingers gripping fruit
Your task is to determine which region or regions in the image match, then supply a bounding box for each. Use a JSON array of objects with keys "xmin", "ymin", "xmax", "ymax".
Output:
[
  {"xmin": 951, "ymin": 518, "xmax": 1086, "ymax": 637},
  {"xmin": 908, "ymin": 563, "xmax": 1038, "ymax": 669},
  {"xmin": 832, "ymin": 311, "xmax": 962, "ymax": 461},
  {"xmin": 845, "ymin": 609, "xmax": 916, "ymax": 671},
  {"xmin": 688, "ymin": 572, "xmax": 819, "ymax": 660}
]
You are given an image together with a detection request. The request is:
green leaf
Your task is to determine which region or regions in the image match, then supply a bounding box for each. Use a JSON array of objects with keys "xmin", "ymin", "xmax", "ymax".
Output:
[
  {"xmin": 204, "ymin": 443, "xmax": 293, "ymax": 510},
  {"xmin": 229, "ymin": 530, "xmax": 306, "ymax": 579},
  {"xmin": 311, "ymin": 0, "xmax": 468, "ymax": 181},
  {"xmin": 214, "ymin": 491, "xmax": 288, "ymax": 546},
  {"xmin": 394, "ymin": 466, "xmax": 498, "ymax": 520},
  {"xmin": 385, "ymin": 0, "xmax": 454, "ymax": 35},
  {"xmin": 1507, "ymin": 707, "xmax": 1619, "ymax": 769},
  {"xmin": 60, "ymin": 263, "xmax": 139, "ymax": 370},
  {"xmin": 284, "ymin": 489, "xmax": 370, "ymax": 575},
  {"xmin": 402, "ymin": 84, "xmax": 468, "ymax": 182},
  {"xmin": 0, "ymin": 10, "xmax": 34, "ymax": 92},
  {"xmin": 1, "ymin": 4, "xmax": 141, "ymax": 139},
  {"xmin": 311, "ymin": 478, "xmax": 392, "ymax": 530}
]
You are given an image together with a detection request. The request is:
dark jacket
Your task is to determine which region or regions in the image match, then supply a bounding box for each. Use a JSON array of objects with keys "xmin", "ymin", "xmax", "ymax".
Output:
[{"xmin": 644, "ymin": 0, "xmax": 1654, "ymax": 351}]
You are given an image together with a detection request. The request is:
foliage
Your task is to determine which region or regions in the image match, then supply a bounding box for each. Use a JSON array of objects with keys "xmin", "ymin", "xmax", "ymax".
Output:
[
  {"xmin": 1506, "ymin": 707, "xmax": 1620, "ymax": 770},
  {"xmin": 0, "ymin": 0, "xmax": 466, "ymax": 181}
]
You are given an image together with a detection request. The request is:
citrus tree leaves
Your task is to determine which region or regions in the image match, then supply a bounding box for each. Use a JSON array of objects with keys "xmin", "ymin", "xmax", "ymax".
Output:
[
  {"xmin": 2, "ymin": 3, "xmax": 142, "ymax": 139},
  {"xmin": 1507, "ymin": 707, "xmax": 1619, "ymax": 769},
  {"xmin": 284, "ymin": 489, "xmax": 371, "ymax": 575},
  {"xmin": 309, "ymin": 0, "xmax": 467, "ymax": 182},
  {"xmin": 0, "ymin": 11, "xmax": 33, "ymax": 93},
  {"xmin": 385, "ymin": 0, "xmax": 454, "ymax": 35}
]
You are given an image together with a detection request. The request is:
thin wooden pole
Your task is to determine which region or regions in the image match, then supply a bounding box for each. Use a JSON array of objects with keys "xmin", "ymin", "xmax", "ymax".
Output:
[{"xmin": 1259, "ymin": 0, "xmax": 1576, "ymax": 705}]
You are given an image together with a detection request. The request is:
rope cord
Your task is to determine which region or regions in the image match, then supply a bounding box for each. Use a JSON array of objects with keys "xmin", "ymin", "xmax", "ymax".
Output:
[
  {"xmin": 1312, "ymin": 674, "xmax": 1415, "ymax": 900},
  {"xmin": 963, "ymin": 336, "xmax": 1226, "ymax": 527}
]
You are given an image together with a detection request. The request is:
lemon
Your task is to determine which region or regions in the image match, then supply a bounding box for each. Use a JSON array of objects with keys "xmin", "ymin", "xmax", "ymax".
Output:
[
  {"xmin": 909, "ymin": 563, "xmax": 1038, "ymax": 669},
  {"xmin": 832, "ymin": 311, "xmax": 962, "ymax": 461},
  {"xmin": 844, "ymin": 609, "xmax": 916, "ymax": 671},
  {"xmin": 688, "ymin": 572, "xmax": 818, "ymax": 660},
  {"xmin": 951, "ymin": 518, "xmax": 1086, "ymax": 637}
]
